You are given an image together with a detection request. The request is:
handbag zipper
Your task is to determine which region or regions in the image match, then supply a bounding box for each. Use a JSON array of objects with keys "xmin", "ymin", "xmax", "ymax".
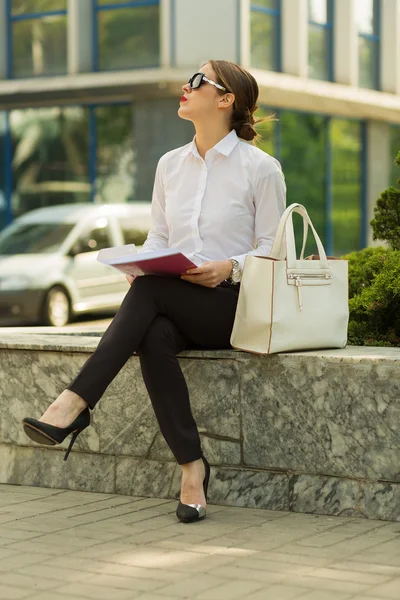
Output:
[
  {"xmin": 287, "ymin": 273, "xmax": 332, "ymax": 280},
  {"xmin": 287, "ymin": 273, "xmax": 332, "ymax": 311}
]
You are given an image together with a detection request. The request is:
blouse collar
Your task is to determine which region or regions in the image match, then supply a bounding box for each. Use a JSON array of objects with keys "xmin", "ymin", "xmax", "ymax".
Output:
[{"xmin": 184, "ymin": 129, "xmax": 239, "ymax": 159}]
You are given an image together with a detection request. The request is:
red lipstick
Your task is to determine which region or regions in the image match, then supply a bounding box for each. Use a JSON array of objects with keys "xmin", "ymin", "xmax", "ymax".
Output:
[{"xmin": 180, "ymin": 96, "xmax": 187, "ymax": 102}]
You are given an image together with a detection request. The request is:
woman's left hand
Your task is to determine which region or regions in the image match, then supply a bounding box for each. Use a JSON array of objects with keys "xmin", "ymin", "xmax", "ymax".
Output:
[{"xmin": 181, "ymin": 260, "xmax": 233, "ymax": 288}]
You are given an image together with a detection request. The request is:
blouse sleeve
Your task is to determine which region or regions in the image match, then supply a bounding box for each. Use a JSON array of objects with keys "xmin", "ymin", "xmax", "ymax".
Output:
[
  {"xmin": 141, "ymin": 157, "xmax": 169, "ymax": 253},
  {"xmin": 229, "ymin": 164, "xmax": 286, "ymax": 275}
]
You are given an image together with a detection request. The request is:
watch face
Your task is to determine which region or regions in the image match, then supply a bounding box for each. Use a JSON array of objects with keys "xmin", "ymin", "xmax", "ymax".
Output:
[{"xmin": 232, "ymin": 270, "xmax": 241, "ymax": 283}]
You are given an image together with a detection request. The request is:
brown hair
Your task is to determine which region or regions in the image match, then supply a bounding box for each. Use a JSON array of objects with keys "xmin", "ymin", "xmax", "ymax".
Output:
[{"xmin": 208, "ymin": 59, "xmax": 275, "ymax": 144}]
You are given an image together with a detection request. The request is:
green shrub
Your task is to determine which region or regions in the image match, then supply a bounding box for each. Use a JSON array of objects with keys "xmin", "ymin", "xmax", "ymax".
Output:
[
  {"xmin": 344, "ymin": 248, "xmax": 400, "ymax": 346},
  {"xmin": 370, "ymin": 151, "xmax": 400, "ymax": 250},
  {"xmin": 344, "ymin": 246, "xmax": 389, "ymax": 299}
]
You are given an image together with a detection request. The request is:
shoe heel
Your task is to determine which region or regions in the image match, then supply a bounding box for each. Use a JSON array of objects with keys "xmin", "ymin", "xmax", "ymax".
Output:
[
  {"xmin": 63, "ymin": 430, "xmax": 80, "ymax": 461},
  {"xmin": 202, "ymin": 456, "xmax": 211, "ymax": 501}
]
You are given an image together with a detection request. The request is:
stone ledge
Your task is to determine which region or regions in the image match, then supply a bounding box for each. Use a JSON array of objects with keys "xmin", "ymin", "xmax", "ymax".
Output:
[
  {"xmin": 1, "ymin": 330, "xmax": 400, "ymax": 361},
  {"xmin": 1, "ymin": 330, "xmax": 400, "ymax": 522}
]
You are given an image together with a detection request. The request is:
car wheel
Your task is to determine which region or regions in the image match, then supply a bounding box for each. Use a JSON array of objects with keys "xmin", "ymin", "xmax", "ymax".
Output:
[{"xmin": 42, "ymin": 286, "xmax": 71, "ymax": 327}]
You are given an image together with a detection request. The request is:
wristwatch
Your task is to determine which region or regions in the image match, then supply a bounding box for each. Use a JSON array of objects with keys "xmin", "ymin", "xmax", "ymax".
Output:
[{"xmin": 228, "ymin": 258, "xmax": 241, "ymax": 284}]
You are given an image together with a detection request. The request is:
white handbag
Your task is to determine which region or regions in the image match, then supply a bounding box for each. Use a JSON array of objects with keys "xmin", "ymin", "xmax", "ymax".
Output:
[{"xmin": 230, "ymin": 203, "xmax": 349, "ymax": 354}]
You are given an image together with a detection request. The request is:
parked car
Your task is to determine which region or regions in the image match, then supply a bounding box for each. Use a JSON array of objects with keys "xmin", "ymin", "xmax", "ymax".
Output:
[{"xmin": 0, "ymin": 203, "xmax": 152, "ymax": 327}]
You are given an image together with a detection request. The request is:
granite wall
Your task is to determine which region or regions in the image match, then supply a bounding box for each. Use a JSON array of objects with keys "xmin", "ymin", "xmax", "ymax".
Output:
[{"xmin": 0, "ymin": 331, "xmax": 399, "ymax": 522}]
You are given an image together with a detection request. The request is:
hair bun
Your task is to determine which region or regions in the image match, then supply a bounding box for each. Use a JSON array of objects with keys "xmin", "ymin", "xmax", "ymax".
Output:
[{"xmin": 233, "ymin": 119, "xmax": 257, "ymax": 141}]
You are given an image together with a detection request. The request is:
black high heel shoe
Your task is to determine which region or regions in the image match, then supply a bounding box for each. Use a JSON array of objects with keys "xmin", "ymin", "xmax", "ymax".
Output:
[
  {"xmin": 176, "ymin": 455, "xmax": 210, "ymax": 523},
  {"xmin": 22, "ymin": 408, "xmax": 90, "ymax": 461}
]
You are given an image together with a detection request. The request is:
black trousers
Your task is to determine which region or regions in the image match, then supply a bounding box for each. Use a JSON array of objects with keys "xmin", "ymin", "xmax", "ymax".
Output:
[{"xmin": 67, "ymin": 275, "xmax": 240, "ymax": 464}]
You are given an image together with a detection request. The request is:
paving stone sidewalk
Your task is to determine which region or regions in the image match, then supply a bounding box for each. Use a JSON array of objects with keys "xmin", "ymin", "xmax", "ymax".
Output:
[{"xmin": 0, "ymin": 484, "xmax": 399, "ymax": 600}]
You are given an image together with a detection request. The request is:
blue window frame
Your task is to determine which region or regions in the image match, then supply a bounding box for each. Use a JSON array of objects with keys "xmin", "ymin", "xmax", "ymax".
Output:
[
  {"xmin": 0, "ymin": 112, "xmax": 13, "ymax": 229},
  {"xmin": 250, "ymin": 0, "xmax": 281, "ymax": 72},
  {"xmin": 6, "ymin": 0, "xmax": 68, "ymax": 78},
  {"xmin": 308, "ymin": 0, "xmax": 334, "ymax": 81},
  {"xmin": 92, "ymin": 0, "xmax": 160, "ymax": 72},
  {"xmin": 357, "ymin": 0, "xmax": 380, "ymax": 90}
]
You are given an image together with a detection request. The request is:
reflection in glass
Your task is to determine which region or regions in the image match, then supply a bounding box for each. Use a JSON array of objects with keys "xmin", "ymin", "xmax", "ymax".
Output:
[
  {"xmin": 11, "ymin": 0, "xmax": 67, "ymax": 14},
  {"xmin": 355, "ymin": 0, "xmax": 374, "ymax": 34},
  {"xmin": 12, "ymin": 15, "xmax": 67, "ymax": 77},
  {"xmin": 280, "ymin": 111, "xmax": 327, "ymax": 254},
  {"xmin": 10, "ymin": 107, "xmax": 90, "ymax": 218},
  {"xmin": 356, "ymin": 0, "xmax": 379, "ymax": 89},
  {"xmin": 359, "ymin": 36, "xmax": 378, "ymax": 90},
  {"xmin": 0, "ymin": 222, "xmax": 74, "ymax": 255},
  {"xmin": 308, "ymin": 0, "xmax": 327, "ymax": 24},
  {"xmin": 390, "ymin": 126, "xmax": 400, "ymax": 187},
  {"xmin": 97, "ymin": 6, "xmax": 160, "ymax": 70},
  {"xmin": 250, "ymin": 11, "xmax": 278, "ymax": 71},
  {"xmin": 95, "ymin": 105, "xmax": 135, "ymax": 204},
  {"xmin": 309, "ymin": 25, "xmax": 329, "ymax": 80},
  {"xmin": 331, "ymin": 119, "xmax": 362, "ymax": 255}
]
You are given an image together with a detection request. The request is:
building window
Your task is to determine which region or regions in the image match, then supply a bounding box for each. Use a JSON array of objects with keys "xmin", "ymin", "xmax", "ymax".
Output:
[
  {"xmin": 9, "ymin": 106, "xmax": 90, "ymax": 218},
  {"xmin": 308, "ymin": 0, "xmax": 333, "ymax": 81},
  {"xmin": 94, "ymin": 0, "xmax": 160, "ymax": 71},
  {"xmin": 331, "ymin": 119, "xmax": 363, "ymax": 255},
  {"xmin": 7, "ymin": 104, "xmax": 139, "ymax": 218},
  {"xmin": 256, "ymin": 108, "xmax": 364, "ymax": 255},
  {"xmin": 356, "ymin": 0, "xmax": 380, "ymax": 90},
  {"xmin": 7, "ymin": 0, "xmax": 67, "ymax": 78},
  {"xmin": 250, "ymin": 0, "xmax": 281, "ymax": 71}
]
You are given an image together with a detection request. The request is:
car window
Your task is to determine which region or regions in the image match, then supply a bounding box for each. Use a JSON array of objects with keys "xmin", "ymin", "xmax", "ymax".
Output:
[
  {"xmin": 117, "ymin": 218, "xmax": 148, "ymax": 246},
  {"xmin": 0, "ymin": 223, "xmax": 75, "ymax": 255},
  {"xmin": 75, "ymin": 218, "xmax": 113, "ymax": 253}
]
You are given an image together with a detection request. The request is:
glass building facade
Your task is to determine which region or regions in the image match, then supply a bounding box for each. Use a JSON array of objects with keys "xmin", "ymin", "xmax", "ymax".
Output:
[
  {"xmin": 1, "ymin": 101, "xmax": 365, "ymax": 256},
  {"xmin": 0, "ymin": 0, "xmax": 398, "ymax": 259}
]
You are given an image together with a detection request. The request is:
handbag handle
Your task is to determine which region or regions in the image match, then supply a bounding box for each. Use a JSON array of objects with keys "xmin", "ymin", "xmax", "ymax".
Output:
[
  {"xmin": 270, "ymin": 203, "xmax": 308, "ymax": 260},
  {"xmin": 270, "ymin": 203, "xmax": 329, "ymax": 269}
]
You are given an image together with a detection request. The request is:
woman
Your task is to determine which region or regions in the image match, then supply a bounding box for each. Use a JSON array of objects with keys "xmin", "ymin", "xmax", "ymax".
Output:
[{"xmin": 22, "ymin": 60, "xmax": 286, "ymax": 523}]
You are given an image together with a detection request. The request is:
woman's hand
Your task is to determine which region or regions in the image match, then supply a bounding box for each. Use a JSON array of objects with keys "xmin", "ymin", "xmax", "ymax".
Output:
[
  {"xmin": 126, "ymin": 274, "xmax": 136, "ymax": 286},
  {"xmin": 181, "ymin": 260, "xmax": 233, "ymax": 288}
]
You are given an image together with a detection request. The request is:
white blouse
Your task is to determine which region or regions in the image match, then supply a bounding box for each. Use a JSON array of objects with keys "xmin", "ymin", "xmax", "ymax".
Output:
[{"xmin": 141, "ymin": 129, "xmax": 286, "ymax": 277}]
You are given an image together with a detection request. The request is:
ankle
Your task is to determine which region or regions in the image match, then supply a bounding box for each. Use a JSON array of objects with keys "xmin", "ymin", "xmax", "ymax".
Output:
[
  {"xmin": 55, "ymin": 390, "xmax": 88, "ymax": 410},
  {"xmin": 181, "ymin": 458, "xmax": 205, "ymax": 480}
]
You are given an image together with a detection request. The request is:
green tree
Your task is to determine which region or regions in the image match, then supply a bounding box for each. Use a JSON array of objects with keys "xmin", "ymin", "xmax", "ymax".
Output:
[{"xmin": 370, "ymin": 151, "xmax": 400, "ymax": 250}]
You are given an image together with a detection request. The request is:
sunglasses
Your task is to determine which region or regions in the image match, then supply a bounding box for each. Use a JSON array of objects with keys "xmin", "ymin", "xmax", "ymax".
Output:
[{"xmin": 188, "ymin": 72, "xmax": 227, "ymax": 92}]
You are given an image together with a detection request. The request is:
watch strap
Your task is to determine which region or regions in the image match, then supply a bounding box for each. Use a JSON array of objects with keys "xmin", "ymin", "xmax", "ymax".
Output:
[{"xmin": 228, "ymin": 258, "xmax": 241, "ymax": 284}]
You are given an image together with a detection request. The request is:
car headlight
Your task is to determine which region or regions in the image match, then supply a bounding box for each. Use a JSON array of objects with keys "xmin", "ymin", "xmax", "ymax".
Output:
[{"xmin": 0, "ymin": 276, "xmax": 32, "ymax": 291}]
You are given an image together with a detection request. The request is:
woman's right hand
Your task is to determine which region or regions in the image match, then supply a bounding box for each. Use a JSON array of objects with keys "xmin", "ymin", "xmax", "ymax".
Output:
[{"xmin": 126, "ymin": 275, "xmax": 136, "ymax": 286}]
